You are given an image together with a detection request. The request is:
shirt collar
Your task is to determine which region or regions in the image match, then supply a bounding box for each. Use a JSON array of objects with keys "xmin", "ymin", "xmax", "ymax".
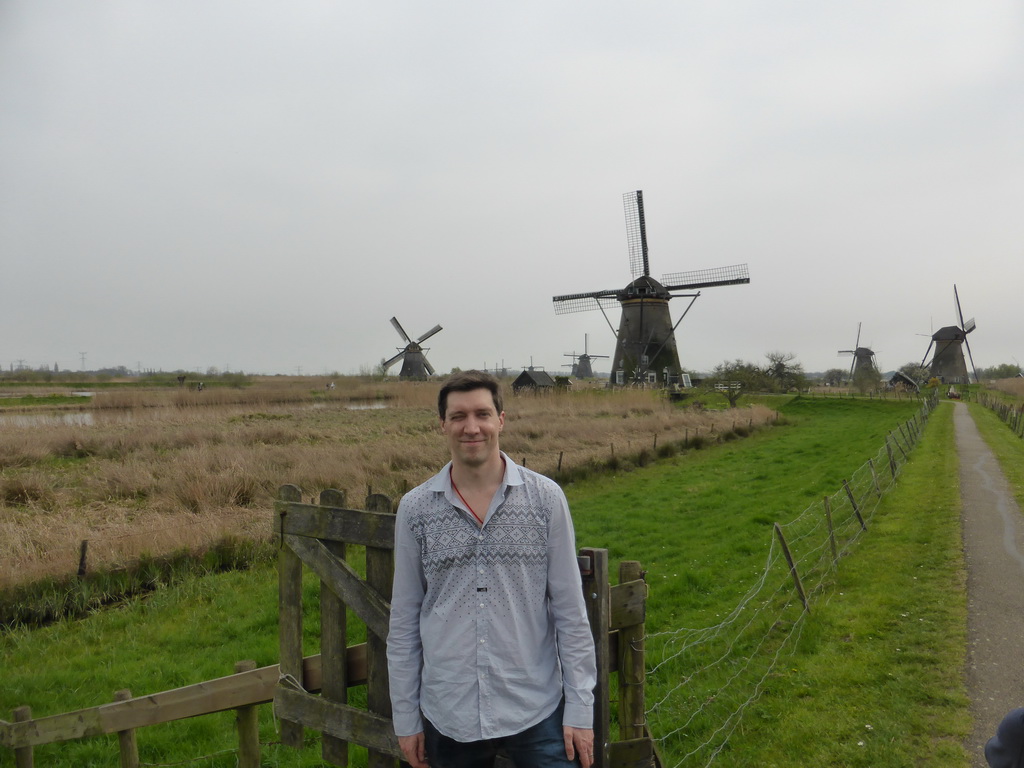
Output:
[{"xmin": 427, "ymin": 452, "xmax": 524, "ymax": 495}]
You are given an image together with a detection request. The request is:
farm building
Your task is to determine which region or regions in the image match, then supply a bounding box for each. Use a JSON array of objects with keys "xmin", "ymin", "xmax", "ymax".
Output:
[{"xmin": 512, "ymin": 369, "xmax": 556, "ymax": 393}]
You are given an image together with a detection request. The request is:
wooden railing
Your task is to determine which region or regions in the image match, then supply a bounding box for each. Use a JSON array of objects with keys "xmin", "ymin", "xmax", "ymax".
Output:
[{"xmin": 1, "ymin": 487, "xmax": 659, "ymax": 768}]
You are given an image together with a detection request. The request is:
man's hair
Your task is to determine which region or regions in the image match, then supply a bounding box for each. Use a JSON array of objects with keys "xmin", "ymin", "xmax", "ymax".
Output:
[{"xmin": 438, "ymin": 370, "xmax": 504, "ymax": 420}]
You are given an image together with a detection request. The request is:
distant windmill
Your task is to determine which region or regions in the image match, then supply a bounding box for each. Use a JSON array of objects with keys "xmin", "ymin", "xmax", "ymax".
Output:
[
  {"xmin": 920, "ymin": 285, "xmax": 978, "ymax": 384},
  {"xmin": 838, "ymin": 322, "xmax": 878, "ymax": 380},
  {"xmin": 552, "ymin": 190, "xmax": 750, "ymax": 386},
  {"xmin": 564, "ymin": 334, "xmax": 609, "ymax": 379},
  {"xmin": 382, "ymin": 317, "xmax": 442, "ymax": 380}
]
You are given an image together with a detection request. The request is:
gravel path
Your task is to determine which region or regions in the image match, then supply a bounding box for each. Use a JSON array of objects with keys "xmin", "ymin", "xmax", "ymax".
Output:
[{"xmin": 955, "ymin": 402, "xmax": 1024, "ymax": 766}]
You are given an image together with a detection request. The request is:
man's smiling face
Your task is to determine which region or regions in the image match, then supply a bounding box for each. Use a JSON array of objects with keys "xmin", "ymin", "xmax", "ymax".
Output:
[{"xmin": 440, "ymin": 387, "xmax": 504, "ymax": 468}]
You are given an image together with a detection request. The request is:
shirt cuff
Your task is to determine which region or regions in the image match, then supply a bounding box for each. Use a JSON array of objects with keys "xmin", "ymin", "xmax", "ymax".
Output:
[
  {"xmin": 392, "ymin": 709, "xmax": 425, "ymax": 739},
  {"xmin": 562, "ymin": 701, "xmax": 593, "ymax": 731}
]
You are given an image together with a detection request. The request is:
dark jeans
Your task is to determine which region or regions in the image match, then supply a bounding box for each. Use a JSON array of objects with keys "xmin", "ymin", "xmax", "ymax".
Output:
[{"xmin": 423, "ymin": 703, "xmax": 578, "ymax": 768}]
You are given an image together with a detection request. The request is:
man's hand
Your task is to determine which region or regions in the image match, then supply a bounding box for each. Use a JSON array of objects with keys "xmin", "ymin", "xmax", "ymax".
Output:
[
  {"xmin": 564, "ymin": 726, "xmax": 595, "ymax": 768},
  {"xmin": 398, "ymin": 732, "xmax": 428, "ymax": 768}
]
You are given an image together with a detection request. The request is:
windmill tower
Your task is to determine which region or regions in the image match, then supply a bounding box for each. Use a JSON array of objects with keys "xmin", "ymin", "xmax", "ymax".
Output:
[
  {"xmin": 838, "ymin": 322, "xmax": 878, "ymax": 381},
  {"xmin": 920, "ymin": 285, "xmax": 978, "ymax": 384},
  {"xmin": 564, "ymin": 334, "xmax": 609, "ymax": 379},
  {"xmin": 552, "ymin": 190, "xmax": 750, "ymax": 386},
  {"xmin": 382, "ymin": 317, "xmax": 442, "ymax": 380}
]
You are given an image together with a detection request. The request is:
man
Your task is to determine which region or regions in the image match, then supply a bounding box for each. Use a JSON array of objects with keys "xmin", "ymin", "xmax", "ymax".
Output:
[{"xmin": 387, "ymin": 370, "xmax": 597, "ymax": 768}]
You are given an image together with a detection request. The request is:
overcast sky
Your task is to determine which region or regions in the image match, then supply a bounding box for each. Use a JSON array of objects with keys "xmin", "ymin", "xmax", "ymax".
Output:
[{"xmin": 2, "ymin": 2, "xmax": 1021, "ymax": 378}]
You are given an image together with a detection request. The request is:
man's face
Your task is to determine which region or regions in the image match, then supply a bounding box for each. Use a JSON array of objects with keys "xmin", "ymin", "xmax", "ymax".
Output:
[{"xmin": 440, "ymin": 388, "xmax": 504, "ymax": 468}]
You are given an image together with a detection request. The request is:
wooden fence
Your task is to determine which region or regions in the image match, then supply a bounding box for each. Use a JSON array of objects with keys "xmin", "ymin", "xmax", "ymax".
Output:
[{"xmin": 0, "ymin": 487, "xmax": 659, "ymax": 768}]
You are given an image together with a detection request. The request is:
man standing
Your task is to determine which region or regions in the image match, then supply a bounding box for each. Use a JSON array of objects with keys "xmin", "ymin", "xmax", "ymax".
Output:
[{"xmin": 387, "ymin": 370, "xmax": 597, "ymax": 768}]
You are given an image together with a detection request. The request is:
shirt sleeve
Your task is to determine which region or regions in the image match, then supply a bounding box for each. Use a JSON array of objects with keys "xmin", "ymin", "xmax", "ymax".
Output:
[
  {"xmin": 386, "ymin": 499, "xmax": 427, "ymax": 737},
  {"xmin": 545, "ymin": 485, "xmax": 597, "ymax": 730}
]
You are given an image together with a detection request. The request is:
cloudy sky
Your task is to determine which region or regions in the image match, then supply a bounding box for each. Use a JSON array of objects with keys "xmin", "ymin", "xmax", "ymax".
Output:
[{"xmin": 2, "ymin": 1, "xmax": 1021, "ymax": 378}]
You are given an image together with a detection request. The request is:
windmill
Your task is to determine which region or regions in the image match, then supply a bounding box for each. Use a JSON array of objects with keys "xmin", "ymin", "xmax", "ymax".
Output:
[
  {"xmin": 920, "ymin": 285, "xmax": 978, "ymax": 384},
  {"xmin": 838, "ymin": 322, "xmax": 878, "ymax": 381},
  {"xmin": 552, "ymin": 190, "xmax": 750, "ymax": 386},
  {"xmin": 382, "ymin": 317, "xmax": 442, "ymax": 380},
  {"xmin": 564, "ymin": 333, "xmax": 609, "ymax": 379}
]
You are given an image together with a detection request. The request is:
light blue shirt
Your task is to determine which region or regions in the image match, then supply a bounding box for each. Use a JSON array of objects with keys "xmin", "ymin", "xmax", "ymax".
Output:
[{"xmin": 387, "ymin": 453, "xmax": 596, "ymax": 741}]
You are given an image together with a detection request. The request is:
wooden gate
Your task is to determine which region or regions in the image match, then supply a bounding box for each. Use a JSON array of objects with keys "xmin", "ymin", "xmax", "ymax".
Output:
[{"xmin": 273, "ymin": 484, "xmax": 660, "ymax": 768}]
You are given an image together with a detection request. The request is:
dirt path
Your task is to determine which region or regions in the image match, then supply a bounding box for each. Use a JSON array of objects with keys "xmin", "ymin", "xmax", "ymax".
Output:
[{"xmin": 954, "ymin": 402, "xmax": 1024, "ymax": 766}]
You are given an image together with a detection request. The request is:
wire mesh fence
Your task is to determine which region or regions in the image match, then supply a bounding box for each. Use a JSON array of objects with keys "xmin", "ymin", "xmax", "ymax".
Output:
[{"xmin": 646, "ymin": 394, "xmax": 937, "ymax": 767}]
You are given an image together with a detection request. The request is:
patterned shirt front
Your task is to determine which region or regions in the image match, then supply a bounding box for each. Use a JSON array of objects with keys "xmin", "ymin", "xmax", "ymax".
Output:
[{"xmin": 387, "ymin": 453, "xmax": 596, "ymax": 742}]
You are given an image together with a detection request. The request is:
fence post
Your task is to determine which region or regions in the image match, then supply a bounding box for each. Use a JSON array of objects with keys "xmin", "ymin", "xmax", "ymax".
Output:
[
  {"xmin": 773, "ymin": 524, "xmax": 809, "ymax": 613},
  {"xmin": 77, "ymin": 540, "xmax": 89, "ymax": 579},
  {"xmin": 319, "ymin": 488, "xmax": 350, "ymax": 767},
  {"xmin": 113, "ymin": 690, "xmax": 138, "ymax": 768},
  {"xmin": 843, "ymin": 480, "xmax": 867, "ymax": 531},
  {"xmin": 886, "ymin": 438, "xmax": 898, "ymax": 479},
  {"xmin": 277, "ymin": 484, "xmax": 304, "ymax": 748},
  {"xmin": 618, "ymin": 561, "xmax": 646, "ymax": 742},
  {"xmin": 581, "ymin": 548, "xmax": 611, "ymax": 768},
  {"xmin": 823, "ymin": 497, "xmax": 838, "ymax": 566},
  {"xmin": 13, "ymin": 706, "xmax": 32, "ymax": 768},
  {"xmin": 234, "ymin": 662, "xmax": 260, "ymax": 768},
  {"xmin": 867, "ymin": 458, "xmax": 881, "ymax": 497},
  {"xmin": 364, "ymin": 493, "xmax": 395, "ymax": 768}
]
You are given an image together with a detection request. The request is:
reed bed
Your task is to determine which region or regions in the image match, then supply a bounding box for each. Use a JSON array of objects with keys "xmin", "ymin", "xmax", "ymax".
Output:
[{"xmin": 0, "ymin": 380, "xmax": 775, "ymax": 588}]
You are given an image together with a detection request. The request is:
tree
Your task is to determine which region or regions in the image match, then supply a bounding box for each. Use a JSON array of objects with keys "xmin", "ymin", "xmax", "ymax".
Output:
[
  {"xmin": 763, "ymin": 351, "xmax": 807, "ymax": 392},
  {"xmin": 705, "ymin": 359, "xmax": 765, "ymax": 406},
  {"xmin": 852, "ymin": 364, "xmax": 882, "ymax": 394},
  {"xmin": 980, "ymin": 363, "xmax": 1023, "ymax": 380},
  {"xmin": 898, "ymin": 362, "xmax": 929, "ymax": 384},
  {"xmin": 822, "ymin": 368, "xmax": 847, "ymax": 387}
]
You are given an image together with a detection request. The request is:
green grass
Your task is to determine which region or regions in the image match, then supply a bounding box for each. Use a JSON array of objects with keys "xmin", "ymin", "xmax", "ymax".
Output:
[
  {"xmin": 969, "ymin": 401, "xmax": 1024, "ymax": 511},
  {"xmin": 0, "ymin": 395, "xmax": 968, "ymax": 768},
  {"xmin": 0, "ymin": 394, "xmax": 90, "ymax": 408}
]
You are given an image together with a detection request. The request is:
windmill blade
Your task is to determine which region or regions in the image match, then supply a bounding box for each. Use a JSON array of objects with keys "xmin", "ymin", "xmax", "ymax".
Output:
[
  {"xmin": 854, "ymin": 322, "xmax": 862, "ymax": 349},
  {"xmin": 963, "ymin": 317, "xmax": 976, "ymax": 334},
  {"xmin": 963, "ymin": 336, "xmax": 979, "ymax": 383},
  {"xmin": 920, "ymin": 339, "xmax": 934, "ymax": 368},
  {"xmin": 424, "ymin": 357, "xmax": 436, "ymax": 377},
  {"xmin": 623, "ymin": 190, "xmax": 650, "ymax": 279},
  {"xmin": 662, "ymin": 263, "xmax": 750, "ymax": 291},
  {"xmin": 954, "ymin": 284, "xmax": 966, "ymax": 331},
  {"xmin": 390, "ymin": 317, "xmax": 412, "ymax": 343},
  {"xmin": 417, "ymin": 324, "xmax": 443, "ymax": 343},
  {"xmin": 849, "ymin": 357, "xmax": 856, "ymax": 378},
  {"xmin": 382, "ymin": 351, "xmax": 405, "ymax": 370},
  {"xmin": 551, "ymin": 291, "xmax": 620, "ymax": 315}
]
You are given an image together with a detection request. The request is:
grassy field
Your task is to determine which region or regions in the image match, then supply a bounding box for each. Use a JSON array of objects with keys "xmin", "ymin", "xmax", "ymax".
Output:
[
  {"xmin": 0, "ymin": 380, "xmax": 775, "ymax": 589},
  {"xmin": 2, "ymin": 393, "xmax": 981, "ymax": 767}
]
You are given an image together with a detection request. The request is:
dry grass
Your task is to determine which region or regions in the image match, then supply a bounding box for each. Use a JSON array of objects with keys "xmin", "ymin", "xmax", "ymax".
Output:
[
  {"xmin": 0, "ymin": 379, "xmax": 775, "ymax": 587},
  {"xmin": 989, "ymin": 377, "xmax": 1024, "ymax": 399}
]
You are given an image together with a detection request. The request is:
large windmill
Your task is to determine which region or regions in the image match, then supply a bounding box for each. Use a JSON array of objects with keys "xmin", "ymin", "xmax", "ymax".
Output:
[
  {"xmin": 552, "ymin": 190, "xmax": 750, "ymax": 386},
  {"xmin": 382, "ymin": 317, "xmax": 442, "ymax": 380},
  {"xmin": 920, "ymin": 285, "xmax": 978, "ymax": 385},
  {"xmin": 838, "ymin": 322, "xmax": 878, "ymax": 381},
  {"xmin": 564, "ymin": 334, "xmax": 609, "ymax": 379}
]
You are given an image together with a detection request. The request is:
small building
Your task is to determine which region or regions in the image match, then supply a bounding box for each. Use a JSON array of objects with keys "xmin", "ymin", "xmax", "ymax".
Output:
[{"xmin": 512, "ymin": 369, "xmax": 556, "ymax": 393}]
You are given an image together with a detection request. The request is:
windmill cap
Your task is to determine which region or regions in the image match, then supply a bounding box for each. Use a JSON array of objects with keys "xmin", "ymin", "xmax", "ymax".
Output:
[{"xmin": 986, "ymin": 708, "xmax": 1024, "ymax": 768}]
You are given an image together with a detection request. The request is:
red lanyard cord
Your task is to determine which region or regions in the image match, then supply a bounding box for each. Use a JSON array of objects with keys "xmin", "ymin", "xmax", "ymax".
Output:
[{"xmin": 449, "ymin": 470, "xmax": 486, "ymax": 526}]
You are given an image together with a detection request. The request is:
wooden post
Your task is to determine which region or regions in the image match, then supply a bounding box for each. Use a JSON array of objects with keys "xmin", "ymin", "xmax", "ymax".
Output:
[
  {"xmin": 581, "ymin": 548, "xmax": 611, "ymax": 768},
  {"xmin": 890, "ymin": 430, "xmax": 909, "ymax": 462},
  {"xmin": 823, "ymin": 496, "xmax": 838, "ymax": 566},
  {"xmin": 234, "ymin": 661, "xmax": 260, "ymax": 768},
  {"xmin": 364, "ymin": 493, "xmax": 395, "ymax": 768},
  {"xmin": 77, "ymin": 540, "xmax": 89, "ymax": 579},
  {"xmin": 277, "ymin": 484, "xmax": 304, "ymax": 748},
  {"xmin": 113, "ymin": 690, "xmax": 138, "ymax": 768},
  {"xmin": 618, "ymin": 561, "xmax": 646, "ymax": 742},
  {"xmin": 844, "ymin": 479, "xmax": 867, "ymax": 531},
  {"xmin": 867, "ymin": 458, "xmax": 881, "ymax": 497},
  {"xmin": 319, "ymin": 488, "xmax": 349, "ymax": 767},
  {"xmin": 558, "ymin": 451, "xmax": 564, "ymax": 472},
  {"xmin": 773, "ymin": 524, "xmax": 809, "ymax": 613},
  {"xmin": 13, "ymin": 706, "xmax": 32, "ymax": 768},
  {"xmin": 886, "ymin": 438, "xmax": 898, "ymax": 479}
]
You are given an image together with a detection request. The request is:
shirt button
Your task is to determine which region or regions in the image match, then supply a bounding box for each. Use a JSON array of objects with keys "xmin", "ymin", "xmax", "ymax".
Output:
[{"xmin": 479, "ymin": 638, "xmax": 485, "ymax": 644}]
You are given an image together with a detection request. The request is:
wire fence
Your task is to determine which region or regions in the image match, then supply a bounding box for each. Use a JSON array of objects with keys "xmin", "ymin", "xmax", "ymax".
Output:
[
  {"xmin": 646, "ymin": 393, "xmax": 937, "ymax": 767},
  {"xmin": 977, "ymin": 392, "xmax": 1024, "ymax": 439}
]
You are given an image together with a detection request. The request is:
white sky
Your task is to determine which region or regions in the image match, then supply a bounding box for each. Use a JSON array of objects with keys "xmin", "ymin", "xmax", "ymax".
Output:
[{"xmin": 2, "ymin": 1, "xmax": 1022, "ymax": 377}]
